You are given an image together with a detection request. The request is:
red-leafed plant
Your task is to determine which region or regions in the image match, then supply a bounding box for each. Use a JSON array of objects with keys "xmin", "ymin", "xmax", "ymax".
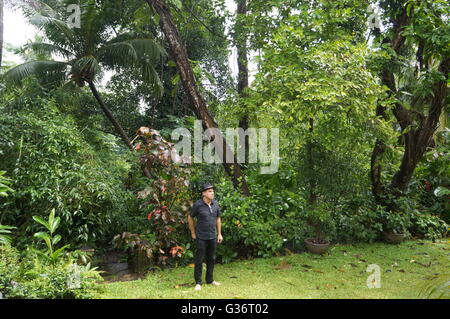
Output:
[{"xmin": 133, "ymin": 127, "xmax": 193, "ymax": 266}]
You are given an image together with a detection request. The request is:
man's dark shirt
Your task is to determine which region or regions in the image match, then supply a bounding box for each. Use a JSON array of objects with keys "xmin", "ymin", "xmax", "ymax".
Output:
[{"xmin": 190, "ymin": 198, "xmax": 221, "ymax": 240}]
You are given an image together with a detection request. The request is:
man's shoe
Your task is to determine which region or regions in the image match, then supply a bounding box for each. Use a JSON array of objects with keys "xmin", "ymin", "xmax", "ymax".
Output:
[
  {"xmin": 208, "ymin": 281, "xmax": 221, "ymax": 286},
  {"xmin": 194, "ymin": 284, "xmax": 202, "ymax": 291}
]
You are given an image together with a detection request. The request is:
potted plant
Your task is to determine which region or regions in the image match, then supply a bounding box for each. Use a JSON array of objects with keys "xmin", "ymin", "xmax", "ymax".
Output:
[
  {"xmin": 380, "ymin": 210, "xmax": 411, "ymax": 244},
  {"xmin": 304, "ymin": 203, "xmax": 332, "ymax": 254}
]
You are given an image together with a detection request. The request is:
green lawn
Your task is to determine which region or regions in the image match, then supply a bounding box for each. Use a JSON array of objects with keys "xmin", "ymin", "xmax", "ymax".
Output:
[{"xmin": 94, "ymin": 239, "xmax": 449, "ymax": 299}]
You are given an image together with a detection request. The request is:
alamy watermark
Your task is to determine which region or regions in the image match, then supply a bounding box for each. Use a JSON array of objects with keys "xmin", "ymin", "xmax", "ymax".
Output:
[
  {"xmin": 170, "ymin": 120, "xmax": 279, "ymax": 174},
  {"xmin": 366, "ymin": 4, "xmax": 381, "ymax": 30},
  {"xmin": 366, "ymin": 264, "xmax": 381, "ymax": 288},
  {"xmin": 21, "ymin": 0, "xmax": 81, "ymax": 29},
  {"xmin": 66, "ymin": 264, "xmax": 82, "ymax": 289}
]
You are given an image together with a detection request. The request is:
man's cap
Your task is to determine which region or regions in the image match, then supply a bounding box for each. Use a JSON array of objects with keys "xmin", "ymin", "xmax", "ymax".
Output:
[{"xmin": 200, "ymin": 182, "xmax": 214, "ymax": 193}]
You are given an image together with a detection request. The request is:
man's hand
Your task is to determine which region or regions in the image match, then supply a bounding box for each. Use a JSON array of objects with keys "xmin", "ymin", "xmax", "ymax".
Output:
[
  {"xmin": 217, "ymin": 234, "xmax": 223, "ymax": 244},
  {"xmin": 191, "ymin": 233, "xmax": 196, "ymax": 240}
]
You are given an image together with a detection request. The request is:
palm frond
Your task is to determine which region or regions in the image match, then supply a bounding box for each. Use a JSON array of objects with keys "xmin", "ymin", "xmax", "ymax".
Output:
[
  {"xmin": 419, "ymin": 273, "xmax": 450, "ymax": 299},
  {"xmin": 3, "ymin": 60, "xmax": 69, "ymax": 87},
  {"xmin": 99, "ymin": 41, "xmax": 139, "ymax": 68},
  {"xmin": 24, "ymin": 42, "xmax": 74, "ymax": 60},
  {"xmin": 99, "ymin": 37, "xmax": 165, "ymax": 91},
  {"xmin": 142, "ymin": 62, "xmax": 164, "ymax": 98},
  {"xmin": 81, "ymin": 0, "xmax": 101, "ymax": 54},
  {"xmin": 72, "ymin": 55, "xmax": 101, "ymax": 81},
  {"xmin": 23, "ymin": 6, "xmax": 77, "ymax": 50}
]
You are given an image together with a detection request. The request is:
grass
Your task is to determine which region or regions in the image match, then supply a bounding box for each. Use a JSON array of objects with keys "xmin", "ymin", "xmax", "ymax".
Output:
[{"xmin": 93, "ymin": 239, "xmax": 449, "ymax": 299}]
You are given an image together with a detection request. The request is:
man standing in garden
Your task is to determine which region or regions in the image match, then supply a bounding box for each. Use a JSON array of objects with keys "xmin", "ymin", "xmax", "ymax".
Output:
[{"xmin": 188, "ymin": 182, "xmax": 223, "ymax": 291}]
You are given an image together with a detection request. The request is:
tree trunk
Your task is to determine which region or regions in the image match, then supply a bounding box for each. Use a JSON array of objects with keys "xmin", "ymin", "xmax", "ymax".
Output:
[
  {"xmin": 146, "ymin": 0, "xmax": 250, "ymax": 196},
  {"xmin": 87, "ymin": 79, "xmax": 152, "ymax": 179},
  {"xmin": 370, "ymin": 4, "xmax": 449, "ymax": 209},
  {"xmin": 390, "ymin": 58, "xmax": 450, "ymax": 194},
  {"xmin": 235, "ymin": 0, "xmax": 249, "ymax": 166},
  {"xmin": 307, "ymin": 117, "xmax": 317, "ymax": 206}
]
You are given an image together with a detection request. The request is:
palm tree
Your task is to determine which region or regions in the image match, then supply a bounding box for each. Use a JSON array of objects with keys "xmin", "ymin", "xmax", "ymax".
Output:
[{"xmin": 3, "ymin": 0, "xmax": 166, "ymax": 152}]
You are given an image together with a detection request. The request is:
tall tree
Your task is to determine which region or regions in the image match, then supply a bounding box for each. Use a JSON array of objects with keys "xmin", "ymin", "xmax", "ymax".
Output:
[
  {"xmin": 370, "ymin": 0, "xmax": 450, "ymax": 208},
  {"xmin": 234, "ymin": 0, "xmax": 250, "ymax": 166},
  {"xmin": 3, "ymin": 1, "xmax": 166, "ymax": 178},
  {"xmin": 145, "ymin": 0, "xmax": 250, "ymax": 195}
]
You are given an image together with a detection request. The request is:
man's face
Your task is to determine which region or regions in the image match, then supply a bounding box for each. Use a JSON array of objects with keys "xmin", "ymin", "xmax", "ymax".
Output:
[{"xmin": 202, "ymin": 188, "xmax": 214, "ymax": 200}]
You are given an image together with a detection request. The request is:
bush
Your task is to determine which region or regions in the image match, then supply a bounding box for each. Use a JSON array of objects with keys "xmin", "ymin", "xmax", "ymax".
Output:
[
  {"xmin": 409, "ymin": 210, "xmax": 448, "ymax": 241},
  {"xmin": 333, "ymin": 196, "xmax": 384, "ymax": 243},
  {"xmin": 0, "ymin": 79, "xmax": 134, "ymax": 247},
  {"xmin": 0, "ymin": 244, "xmax": 103, "ymax": 299},
  {"xmin": 0, "ymin": 244, "xmax": 22, "ymax": 298}
]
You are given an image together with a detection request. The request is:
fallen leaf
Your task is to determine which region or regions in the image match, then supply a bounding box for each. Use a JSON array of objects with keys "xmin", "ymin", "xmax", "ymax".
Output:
[
  {"xmin": 274, "ymin": 260, "xmax": 292, "ymax": 270},
  {"xmin": 313, "ymin": 269, "xmax": 324, "ymax": 273}
]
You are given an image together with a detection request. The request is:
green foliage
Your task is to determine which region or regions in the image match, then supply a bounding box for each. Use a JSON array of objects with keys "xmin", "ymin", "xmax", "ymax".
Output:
[
  {"xmin": 115, "ymin": 128, "xmax": 193, "ymax": 267},
  {"xmin": 217, "ymin": 180, "xmax": 287, "ymax": 259},
  {"xmin": 335, "ymin": 197, "xmax": 384, "ymax": 243},
  {"xmin": 0, "ymin": 224, "xmax": 16, "ymax": 245},
  {"xmin": 419, "ymin": 273, "xmax": 450, "ymax": 299},
  {"xmin": 32, "ymin": 209, "xmax": 70, "ymax": 264},
  {"xmin": 409, "ymin": 211, "xmax": 448, "ymax": 241},
  {"xmin": 5, "ymin": 0, "xmax": 165, "ymax": 95},
  {"xmin": 0, "ymin": 79, "xmax": 134, "ymax": 246},
  {"xmin": 379, "ymin": 210, "xmax": 412, "ymax": 235},
  {"xmin": 304, "ymin": 203, "xmax": 334, "ymax": 243},
  {"xmin": 0, "ymin": 243, "xmax": 102, "ymax": 299},
  {"xmin": 413, "ymin": 132, "xmax": 450, "ymax": 222},
  {"xmin": 0, "ymin": 171, "xmax": 14, "ymax": 197}
]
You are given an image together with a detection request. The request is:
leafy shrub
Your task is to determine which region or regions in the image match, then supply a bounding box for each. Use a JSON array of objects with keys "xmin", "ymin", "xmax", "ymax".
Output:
[
  {"xmin": 0, "ymin": 244, "xmax": 22, "ymax": 298},
  {"xmin": 121, "ymin": 127, "xmax": 193, "ymax": 267},
  {"xmin": 0, "ymin": 224, "xmax": 16, "ymax": 245},
  {"xmin": 0, "ymin": 208, "xmax": 103, "ymax": 299},
  {"xmin": 0, "ymin": 171, "xmax": 13, "ymax": 197},
  {"xmin": 0, "ymin": 80, "xmax": 133, "ymax": 247},
  {"xmin": 0, "ymin": 242, "xmax": 102, "ymax": 299},
  {"xmin": 409, "ymin": 210, "xmax": 448, "ymax": 241},
  {"xmin": 217, "ymin": 180, "xmax": 285, "ymax": 259},
  {"xmin": 335, "ymin": 198, "xmax": 384, "ymax": 243}
]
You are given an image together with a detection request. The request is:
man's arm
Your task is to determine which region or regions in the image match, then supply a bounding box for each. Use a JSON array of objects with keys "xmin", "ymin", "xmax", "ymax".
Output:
[
  {"xmin": 188, "ymin": 215, "xmax": 196, "ymax": 239},
  {"xmin": 216, "ymin": 217, "xmax": 223, "ymax": 243}
]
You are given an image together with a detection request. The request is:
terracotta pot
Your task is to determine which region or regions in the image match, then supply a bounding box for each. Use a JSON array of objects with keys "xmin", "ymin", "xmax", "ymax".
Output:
[
  {"xmin": 304, "ymin": 238, "xmax": 330, "ymax": 254},
  {"xmin": 383, "ymin": 232, "xmax": 406, "ymax": 244}
]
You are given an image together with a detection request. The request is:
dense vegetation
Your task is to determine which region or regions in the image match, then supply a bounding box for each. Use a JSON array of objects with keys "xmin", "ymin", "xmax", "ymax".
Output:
[{"xmin": 0, "ymin": 0, "xmax": 448, "ymax": 299}]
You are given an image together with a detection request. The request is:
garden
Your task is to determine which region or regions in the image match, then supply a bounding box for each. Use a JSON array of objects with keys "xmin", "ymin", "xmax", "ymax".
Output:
[{"xmin": 0, "ymin": 0, "xmax": 449, "ymax": 300}]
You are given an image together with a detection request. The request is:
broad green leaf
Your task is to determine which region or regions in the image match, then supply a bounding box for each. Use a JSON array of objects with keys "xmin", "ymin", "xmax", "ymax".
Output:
[
  {"xmin": 52, "ymin": 234, "xmax": 61, "ymax": 246},
  {"xmin": 434, "ymin": 187, "xmax": 450, "ymax": 197},
  {"xmin": 32, "ymin": 216, "xmax": 50, "ymax": 231}
]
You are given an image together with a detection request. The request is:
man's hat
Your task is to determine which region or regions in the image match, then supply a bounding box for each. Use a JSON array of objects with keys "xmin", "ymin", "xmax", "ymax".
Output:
[{"xmin": 200, "ymin": 182, "xmax": 214, "ymax": 193}]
